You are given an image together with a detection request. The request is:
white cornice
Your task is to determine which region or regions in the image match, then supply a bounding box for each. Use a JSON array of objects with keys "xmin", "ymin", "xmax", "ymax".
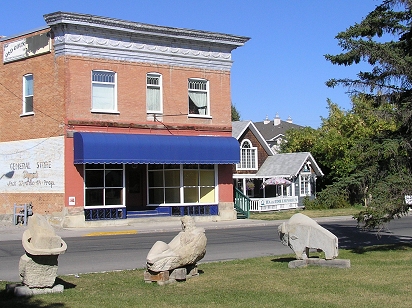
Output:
[{"xmin": 44, "ymin": 12, "xmax": 250, "ymax": 70}]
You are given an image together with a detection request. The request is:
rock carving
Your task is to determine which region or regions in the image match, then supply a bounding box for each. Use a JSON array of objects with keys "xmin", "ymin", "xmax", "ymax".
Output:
[{"xmin": 278, "ymin": 213, "xmax": 338, "ymax": 260}]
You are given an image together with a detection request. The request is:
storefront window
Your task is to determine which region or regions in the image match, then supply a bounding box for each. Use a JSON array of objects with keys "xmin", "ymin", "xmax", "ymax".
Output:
[
  {"xmin": 148, "ymin": 164, "xmax": 216, "ymax": 205},
  {"xmin": 85, "ymin": 164, "xmax": 123, "ymax": 207}
]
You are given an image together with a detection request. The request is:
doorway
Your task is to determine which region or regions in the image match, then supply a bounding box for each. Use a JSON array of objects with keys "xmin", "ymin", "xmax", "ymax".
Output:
[{"xmin": 125, "ymin": 164, "xmax": 146, "ymax": 211}]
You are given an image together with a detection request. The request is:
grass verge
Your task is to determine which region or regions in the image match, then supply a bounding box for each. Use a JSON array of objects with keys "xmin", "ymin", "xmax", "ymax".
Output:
[
  {"xmin": 1, "ymin": 244, "xmax": 411, "ymax": 308},
  {"xmin": 249, "ymin": 206, "xmax": 362, "ymax": 221}
]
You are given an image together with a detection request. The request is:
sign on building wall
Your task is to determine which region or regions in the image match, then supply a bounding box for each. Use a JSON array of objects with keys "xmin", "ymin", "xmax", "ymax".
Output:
[
  {"xmin": 0, "ymin": 136, "xmax": 64, "ymax": 193},
  {"xmin": 3, "ymin": 32, "xmax": 51, "ymax": 63}
]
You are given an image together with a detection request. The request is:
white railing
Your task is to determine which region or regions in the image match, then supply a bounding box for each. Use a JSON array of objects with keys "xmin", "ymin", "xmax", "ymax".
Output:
[{"xmin": 249, "ymin": 196, "xmax": 299, "ymax": 212}]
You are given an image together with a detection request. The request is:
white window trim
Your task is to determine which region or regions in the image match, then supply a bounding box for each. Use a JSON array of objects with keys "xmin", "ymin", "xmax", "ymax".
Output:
[
  {"xmin": 299, "ymin": 173, "xmax": 311, "ymax": 197},
  {"xmin": 146, "ymin": 72, "xmax": 163, "ymax": 114},
  {"xmin": 21, "ymin": 74, "xmax": 34, "ymax": 117},
  {"xmin": 237, "ymin": 139, "xmax": 258, "ymax": 170},
  {"xmin": 188, "ymin": 78, "xmax": 211, "ymax": 118},
  {"xmin": 91, "ymin": 70, "xmax": 118, "ymax": 113}
]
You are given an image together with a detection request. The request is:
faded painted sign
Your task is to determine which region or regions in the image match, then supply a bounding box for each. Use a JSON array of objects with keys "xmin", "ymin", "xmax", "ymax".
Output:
[
  {"xmin": 3, "ymin": 32, "xmax": 50, "ymax": 63},
  {"xmin": 0, "ymin": 136, "xmax": 64, "ymax": 193}
]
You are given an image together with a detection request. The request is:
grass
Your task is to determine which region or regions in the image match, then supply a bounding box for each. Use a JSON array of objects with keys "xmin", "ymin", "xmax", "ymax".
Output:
[
  {"xmin": 1, "ymin": 244, "xmax": 411, "ymax": 308},
  {"xmin": 249, "ymin": 206, "xmax": 362, "ymax": 221}
]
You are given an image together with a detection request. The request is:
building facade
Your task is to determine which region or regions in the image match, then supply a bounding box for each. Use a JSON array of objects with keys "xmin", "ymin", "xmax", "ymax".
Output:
[
  {"xmin": 232, "ymin": 121, "xmax": 323, "ymax": 211},
  {"xmin": 0, "ymin": 12, "xmax": 249, "ymax": 226}
]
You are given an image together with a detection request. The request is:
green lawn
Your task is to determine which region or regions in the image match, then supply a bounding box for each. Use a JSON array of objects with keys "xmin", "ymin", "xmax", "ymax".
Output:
[
  {"xmin": 249, "ymin": 207, "xmax": 362, "ymax": 221},
  {"xmin": 1, "ymin": 244, "xmax": 411, "ymax": 308}
]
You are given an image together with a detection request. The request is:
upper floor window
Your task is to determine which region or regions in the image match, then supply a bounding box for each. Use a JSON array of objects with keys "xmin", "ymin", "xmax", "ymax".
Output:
[
  {"xmin": 23, "ymin": 74, "xmax": 34, "ymax": 115},
  {"xmin": 91, "ymin": 70, "xmax": 117, "ymax": 112},
  {"xmin": 237, "ymin": 139, "xmax": 258, "ymax": 170},
  {"xmin": 188, "ymin": 78, "xmax": 209, "ymax": 116},
  {"xmin": 146, "ymin": 73, "xmax": 162, "ymax": 114}
]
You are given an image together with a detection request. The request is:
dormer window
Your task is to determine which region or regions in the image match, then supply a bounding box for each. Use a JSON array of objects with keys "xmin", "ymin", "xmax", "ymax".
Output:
[{"xmin": 237, "ymin": 139, "xmax": 258, "ymax": 170}]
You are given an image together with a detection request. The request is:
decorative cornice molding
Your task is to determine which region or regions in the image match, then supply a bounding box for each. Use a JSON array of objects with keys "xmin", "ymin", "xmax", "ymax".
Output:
[{"xmin": 44, "ymin": 12, "xmax": 250, "ymax": 70}]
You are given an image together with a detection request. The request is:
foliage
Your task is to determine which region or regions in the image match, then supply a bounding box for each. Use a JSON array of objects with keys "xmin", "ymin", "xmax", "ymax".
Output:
[
  {"xmin": 231, "ymin": 104, "xmax": 241, "ymax": 121},
  {"xmin": 282, "ymin": 0, "xmax": 412, "ymax": 229}
]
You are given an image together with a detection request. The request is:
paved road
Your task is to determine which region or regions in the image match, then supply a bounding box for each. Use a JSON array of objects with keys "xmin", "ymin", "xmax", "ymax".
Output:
[{"xmin": 1, "ymin": 215, "xmax": 411, "ymax": 282}]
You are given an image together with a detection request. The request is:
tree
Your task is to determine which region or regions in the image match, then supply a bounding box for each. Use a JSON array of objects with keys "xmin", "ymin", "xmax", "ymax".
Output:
[
  {"xmin": 231, "ymin": 104, "xmax": 241, "ymax": 121},
  {"xmin": 324, "ymin": 0, "xmax": 412, "ymax": 228}
]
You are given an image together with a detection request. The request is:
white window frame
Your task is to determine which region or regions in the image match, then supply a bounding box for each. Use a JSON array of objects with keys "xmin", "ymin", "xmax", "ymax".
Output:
[
  {"xmin": 22, "ymin": 74, "xmax": 34, "ymax": 116},
  {"xmin": 147, "ymin": 164, "xmax": 218, "ymax": 206},
  {"xmin": 146, "ymin": 73, "xmax": 163, "ymax": 114},
  {"xmin": 91, "ymin": 70, "xmax": 118, "ymax": 113},
  {"xmin": 237, "ymin": 139, "xmax": 258, "ymax": 170},
  {"xmin": 188, "ymin": 78, "xmax": 211, "ymax": 118},
  {"xmin": 299, "ymin": 174, "xmax": 311, "ymax": 196},
  {"xmin": 84, "ymin": 164, "xmax": 125, "ymax": 209}
]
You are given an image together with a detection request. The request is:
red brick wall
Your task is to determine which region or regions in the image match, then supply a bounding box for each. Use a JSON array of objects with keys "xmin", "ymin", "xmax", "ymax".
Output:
[
  {"xmin": 64, "ymin": 56, "xmax": 232, "ymax": 131},
  {"xmin": 0, "ymin": 29, "xmax": 65, "ymax": 143}
]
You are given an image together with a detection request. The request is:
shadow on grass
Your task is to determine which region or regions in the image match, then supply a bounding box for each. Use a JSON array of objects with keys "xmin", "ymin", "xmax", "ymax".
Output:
[
  {"xmin": 271, "ymin": 257, "xmax": 295, "ymax": 263},
  {"xmin": 0, "ymin": 278, "xmax": 75, "ymax": 308},
  {"xmin": 318, "ymin": 221, "xmax": 412, "ymax": 254},
  {"xmin": 351, "ymin": 243, "xmax": 412, "ymax": 254}
]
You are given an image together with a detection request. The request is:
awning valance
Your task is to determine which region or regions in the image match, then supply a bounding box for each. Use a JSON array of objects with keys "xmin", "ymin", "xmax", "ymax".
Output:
[{"xmin": 73, "ymin": 132, "xmax": 240, "ymax": 164}]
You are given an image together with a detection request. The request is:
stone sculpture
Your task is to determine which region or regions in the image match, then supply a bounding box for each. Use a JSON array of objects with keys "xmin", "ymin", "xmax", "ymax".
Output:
[
  {"xmin": 12, "ymin": 213, "xmax": 67, "ymax": 296},
  {"xmin": 144, "ymin": 216, "xmax": 207, "ymax": 284},
  {"xmin": 278, "ymin": 213, "xmax": 338, "ymax": 260}
]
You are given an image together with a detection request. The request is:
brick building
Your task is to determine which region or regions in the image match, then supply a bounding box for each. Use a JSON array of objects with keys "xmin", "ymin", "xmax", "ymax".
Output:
[{"xmin": 0, "ymin": 12, "xmax": 249, "ymax": 226}]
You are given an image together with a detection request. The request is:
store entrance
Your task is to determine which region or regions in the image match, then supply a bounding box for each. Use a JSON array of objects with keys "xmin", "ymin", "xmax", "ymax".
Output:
[{"xmin": 125, "ymin": 164, "xmax": 146, "ymax": 211}]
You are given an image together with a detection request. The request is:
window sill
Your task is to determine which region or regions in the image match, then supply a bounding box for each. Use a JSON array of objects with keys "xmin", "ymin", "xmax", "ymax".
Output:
[
  {"xmin": 91, "ymin": 109, "xmax": 120, "ymax": 114},
  {"xmin": 188, "ymin": 114, "xmax": 212, "ymax": 119},
  {"xmin": 20, "ymin": 112, "xmax": 35, "ymax": 117}
]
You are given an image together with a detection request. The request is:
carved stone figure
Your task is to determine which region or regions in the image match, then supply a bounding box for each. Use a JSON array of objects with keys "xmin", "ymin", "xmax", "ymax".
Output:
[
  {"xmin": 278, "ymin": 213, "xmax": 338, "ymax": 260},
  {"xmin": 19, "ymin": 214, "xmax": 67, "ymax": 289},
  {"xmin": 146, "ymin": 216, "xmax": 207, "ymax": 272}
]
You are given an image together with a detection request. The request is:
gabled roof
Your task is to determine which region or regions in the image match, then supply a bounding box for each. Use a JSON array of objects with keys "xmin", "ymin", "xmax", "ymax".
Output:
[
  {"xmin": 254, "ymin": 120, "xmax": 303, "ymax": 141},
  {"xmin": 256, "ymin": 152, "xmax": 323, "ymax": 178},
  {"xmin": 232, "ymin": 121, "xmax": 273, "ymax": 156}
]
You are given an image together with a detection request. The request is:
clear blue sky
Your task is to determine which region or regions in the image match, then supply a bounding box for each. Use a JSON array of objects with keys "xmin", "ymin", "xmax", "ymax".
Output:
[{"xmin": 1, "ymin": 0, "xmax": 380, "ymax": 127}]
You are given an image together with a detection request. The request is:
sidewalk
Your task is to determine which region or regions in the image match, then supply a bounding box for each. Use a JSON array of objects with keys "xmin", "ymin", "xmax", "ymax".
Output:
[{"xmin": 0, "ymin": 215, "xmax": 354, "ymax": 242}]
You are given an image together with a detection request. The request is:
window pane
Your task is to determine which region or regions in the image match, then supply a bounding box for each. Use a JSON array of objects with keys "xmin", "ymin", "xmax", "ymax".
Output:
[
  {"xmin": 92, "ymin": 83, "xmax": 115, "ymax": 110},
  {"xmin": 85, "ymin": 170, "xmax": 104, "ymax": 187},
  {"xmin": 147, "ymin": 87, "xmax": 161, "ymax": 112},
  {"xmin": 24, "ymin": 75, "xmax": 33, "ymax": 95},
  {"xmin": 149, "ymin": 188, "xmax": 164, "ymax": 204},
  {"xmin": 200, "ymin": 170, "xmax": 214, "ymax": 186},
  {"xmin": 184, "ymin": 187, "xmax": 198, "ymax": 203},
  {"xmin": 105, "ymin": 188, "xmax": 122, "ymax": 205},
  {"xmin": 105, "ymin": 170, "xmax": 122, "ymax": 187},
  {"xmin": 148, "ymin": 170, "xmax": 163, "ymax": 187},
  {"xmin": 165, "ymin": 188, "xmax": 180, "ymax": 203},
  {"xmin": 200, "ymin": 187, "xmax": 214, "ymax": 202},
  {"xmin": 184, "ymin": 170, "xmax": 198, "ymax": 186},
  {"xmin": 85, "ymin": 189, "xmax": 104, "ymax": 206},
  {"xmin": 25, "ymin": 96, "xmax": 33, "ymax": 113},
  {"xmin": 164, "ymin": 170, "xmax": 180, "ymax": 186}
]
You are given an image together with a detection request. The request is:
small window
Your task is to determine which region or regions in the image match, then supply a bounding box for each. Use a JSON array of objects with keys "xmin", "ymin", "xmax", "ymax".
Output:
[
  {"xmin": 23, "ymin": 74, "xmax": 34, "ymax": 115},
  {"xmin": 91, "ymin": 70, "xmax": 117, "ymax": 112},
  {"xmin": 146, "ymin": 73, "xmax": 162, "ymax": 114},
  {"xmin": 237, "ymin": 139, "xmax": 258, "ymax": 170},
  {"xmin": 188, "ymin": 78, "xmax": 209, "ymax": 116}
]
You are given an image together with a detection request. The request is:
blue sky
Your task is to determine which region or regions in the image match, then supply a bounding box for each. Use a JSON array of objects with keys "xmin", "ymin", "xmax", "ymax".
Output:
[{"xmin": 1, "ymin": 0, "xmax": 380, "ymax": 127}]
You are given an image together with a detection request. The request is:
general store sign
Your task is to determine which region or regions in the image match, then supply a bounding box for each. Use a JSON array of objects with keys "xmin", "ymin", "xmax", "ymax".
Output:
[{"xmin": 0, "ymin": 136, "xmax": 64, "ymax": 193}]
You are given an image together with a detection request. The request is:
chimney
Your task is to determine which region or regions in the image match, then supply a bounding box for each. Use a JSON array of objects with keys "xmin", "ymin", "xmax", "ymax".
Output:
[
  {"xmin": 263, "ymin": 115, "xmax": 270, "ymax": 124},
  {"xmin": 274, "ymin": 113, "xmax": 281, "ymax": 126},
  {"xmin": 286, "ymin": 116, "xmax": 293, "ymax": 123}
]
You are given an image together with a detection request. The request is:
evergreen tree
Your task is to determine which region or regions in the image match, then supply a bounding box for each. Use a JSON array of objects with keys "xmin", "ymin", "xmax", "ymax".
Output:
[{"xmin": 324, "ymin": 0, "xmax": 412, "ymax": 228}]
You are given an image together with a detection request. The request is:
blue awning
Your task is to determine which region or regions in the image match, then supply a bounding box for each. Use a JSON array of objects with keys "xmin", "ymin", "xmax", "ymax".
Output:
[{"xmin": 73, "ymin": 132, "xmax": 240, "ymax": 164}]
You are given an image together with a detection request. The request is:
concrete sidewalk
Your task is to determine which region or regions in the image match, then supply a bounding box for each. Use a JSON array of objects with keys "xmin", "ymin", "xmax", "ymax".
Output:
[{"xmin": 0, "ymin": 215, "xmax": 353, "ymax": 242}]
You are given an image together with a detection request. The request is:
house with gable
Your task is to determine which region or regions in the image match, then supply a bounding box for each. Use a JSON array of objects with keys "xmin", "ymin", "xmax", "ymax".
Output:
[
  {"xmin": 232, "ymin": 120, "xmax": 323, "ymax": 212},
  {"xmin": 254, "ymin": 114, "xmax": 303, "ymax": 153}
]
